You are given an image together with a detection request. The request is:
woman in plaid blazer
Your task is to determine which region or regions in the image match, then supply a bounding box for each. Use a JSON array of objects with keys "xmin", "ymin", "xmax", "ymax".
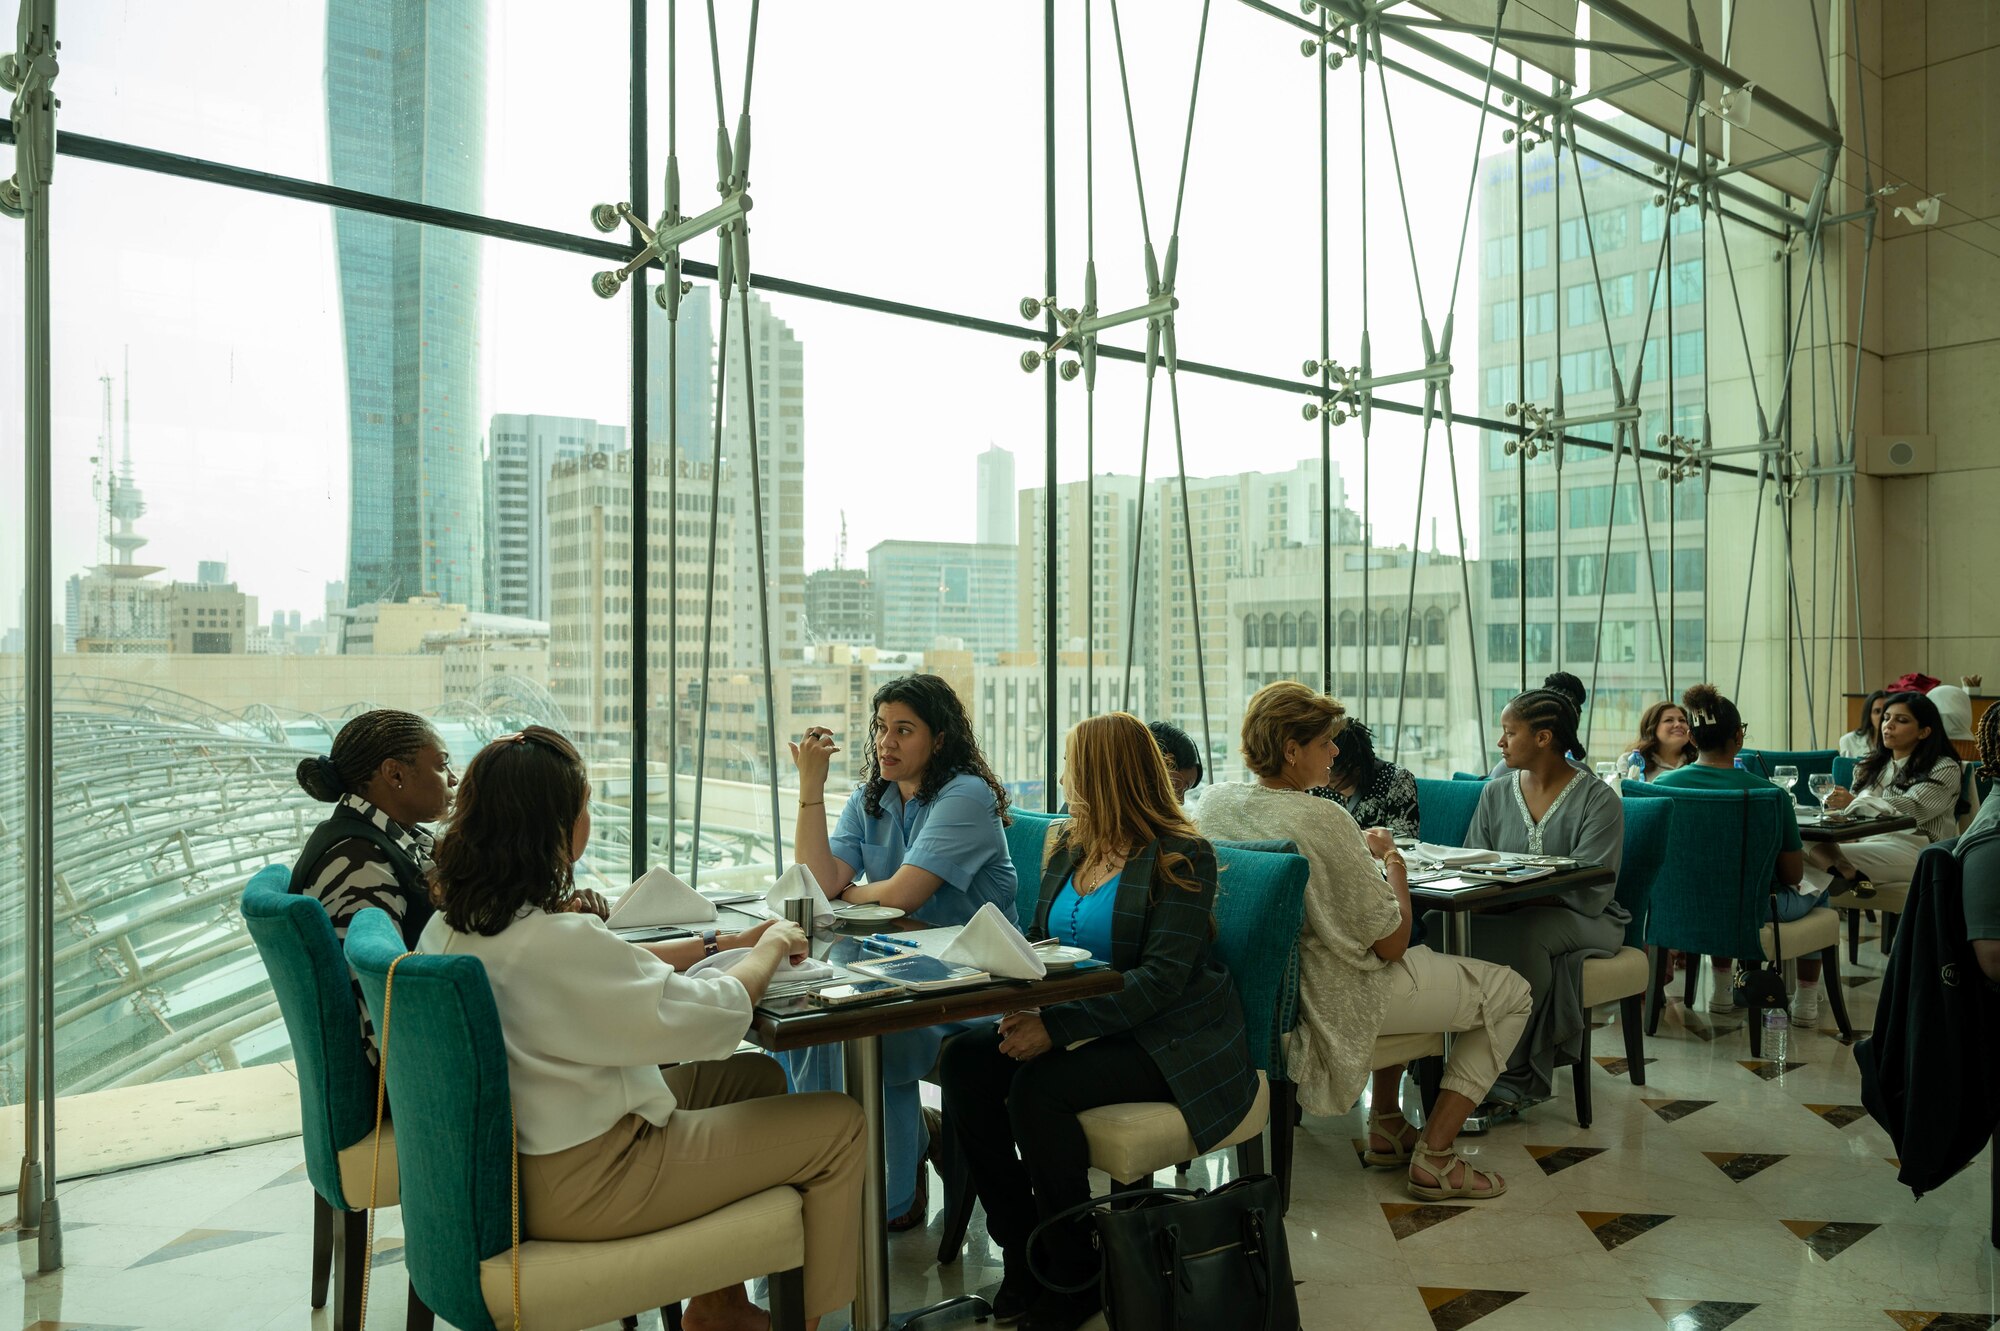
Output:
[{"xmin": 940, "ymin": 712, "xmax": 1257, "ymax": 1331}]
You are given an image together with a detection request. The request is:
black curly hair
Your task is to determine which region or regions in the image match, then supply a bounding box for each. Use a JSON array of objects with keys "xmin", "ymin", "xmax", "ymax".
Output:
[
  {"xmin": 431, "ymin": 726, "xmax": 591, "ymax": 936},
  {"xmin": 859, "ymin": 674, "xmax": 1011, "ymax": 826}
]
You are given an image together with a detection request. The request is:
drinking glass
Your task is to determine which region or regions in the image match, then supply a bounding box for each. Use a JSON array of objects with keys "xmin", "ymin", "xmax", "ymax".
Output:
[
  {"xmin": 1595, "ymin": 761, "xmax": 1617, "ymax": 784},
  {"xmin": 1773, "ymin": 764, "xmax": 1799, "ymax": 812},
  {"xmin": 1807, "ymin": 772, "xmax": 1835, "ymax": 805}
]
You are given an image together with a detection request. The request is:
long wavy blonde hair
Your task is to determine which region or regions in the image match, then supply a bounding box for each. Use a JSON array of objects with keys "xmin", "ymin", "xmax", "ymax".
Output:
[{"xmin": 1059, "ymin": 713, "xmax": 1203, "ymax": 896}]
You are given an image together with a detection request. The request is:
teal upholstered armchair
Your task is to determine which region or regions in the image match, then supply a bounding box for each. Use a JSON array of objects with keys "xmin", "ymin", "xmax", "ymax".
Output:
[{"xmin": 1415, "ymin": 777, "xmax": 1483, "ymax": 846}]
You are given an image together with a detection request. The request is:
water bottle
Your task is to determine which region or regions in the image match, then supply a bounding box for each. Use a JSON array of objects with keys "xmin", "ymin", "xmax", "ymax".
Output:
[
  {"xmin": 1627, "ymin": 754, "xmax": 1646, "ymax": 784},
  {"xmin": 1763, "ymin": 1007, "xmax": 1788, "ymax": 1040},
  {"xmin": 1734, "ymin": 755, "xmax": 1747, "ymax": 771}
]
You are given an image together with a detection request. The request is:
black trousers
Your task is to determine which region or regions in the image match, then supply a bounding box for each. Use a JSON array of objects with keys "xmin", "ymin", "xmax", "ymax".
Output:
[{"xmin": 939, "ymin": 1027, "xmax": 1173, "ymax": 1283}]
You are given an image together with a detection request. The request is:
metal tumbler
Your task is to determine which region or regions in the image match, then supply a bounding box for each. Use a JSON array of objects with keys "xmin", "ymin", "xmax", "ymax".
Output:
[{"xmin": 782, "ymin": 895, "xmax": 817, "ymax": 944}]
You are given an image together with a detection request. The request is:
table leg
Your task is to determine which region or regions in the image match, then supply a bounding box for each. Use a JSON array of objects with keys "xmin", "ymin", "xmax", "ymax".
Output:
[{"xmin": 843, "ymin": 1034, "xmax": 888, "ymax": 1331}]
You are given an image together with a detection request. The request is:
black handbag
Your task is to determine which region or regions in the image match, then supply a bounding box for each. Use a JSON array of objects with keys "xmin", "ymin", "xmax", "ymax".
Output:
[
  {"xmin": 1027, "ymin": 1174, "xmax": 1299, "ymax": 1331},
  {"xmin": 1731, "ymin": 794, "xmax": 1790, "ymax": 1009}
]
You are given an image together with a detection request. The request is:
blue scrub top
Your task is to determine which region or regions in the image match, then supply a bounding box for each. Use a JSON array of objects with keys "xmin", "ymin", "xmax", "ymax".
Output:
[{"xmin": 828, "ymin": 771, "xmax": 1017, "ymax": 927}]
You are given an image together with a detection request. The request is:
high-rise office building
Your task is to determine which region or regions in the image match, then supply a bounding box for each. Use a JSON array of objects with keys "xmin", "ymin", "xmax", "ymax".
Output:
[
  {"xmin": 547, "ymin": 449, "xmax": 735, "ymax": 762},
  {"xmin": 1476, "ymin": 133, "xmax": 1706, "ymax": 742},
  {"xmin": 485, "ymin": 413, "xmax": 627, "ymax": 620},
  {"xmin": 976, "ymin": 444, "xmax": 1016, "ymax": 545},
  {"xmin": 647, "ymin": 284, "xmax": 716, "ymax": 462},
  {"xmin": 804, "ymin": 567, "xmax": 875, "ymax": 646},
  {"xmin": 869, "ymin": 541, "xmax": 1019, "ymax": 662},
  {"xmin": 327, "ymin": 0, "xmax": 488, "ymax": 611},
  {"xmin": 720, "ymin": 292, "xmax": 807, "ymax": 662}
]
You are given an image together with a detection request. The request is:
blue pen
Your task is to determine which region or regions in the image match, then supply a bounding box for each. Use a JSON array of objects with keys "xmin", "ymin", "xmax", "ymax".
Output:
[
  {"xmin": 863, "ymin": 933, "xmax": 918, "ymax": 951},
  {"xmin": 858, "ymin": 937, "xmax": 914, "ymax": 958}
]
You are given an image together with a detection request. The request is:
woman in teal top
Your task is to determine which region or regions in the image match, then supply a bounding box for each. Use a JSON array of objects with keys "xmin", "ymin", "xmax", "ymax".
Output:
[
  {"xmin": 789, "ymin": 673, "xmax": 1017, "ymax": 1231},
  {"xmin": 1653, "ymin": 683, "xmax": 1822, "ymax": 1024}
]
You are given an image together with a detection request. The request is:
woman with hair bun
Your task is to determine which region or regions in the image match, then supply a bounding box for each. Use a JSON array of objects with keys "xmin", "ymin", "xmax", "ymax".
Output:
[
  {"xmin": 1651, "ymin": 684, "xmax": 1814, "ymax": 1019},
  {"xmin": 1463, "ymin": 687, "xmax": 1627, "ymax": 1110}
]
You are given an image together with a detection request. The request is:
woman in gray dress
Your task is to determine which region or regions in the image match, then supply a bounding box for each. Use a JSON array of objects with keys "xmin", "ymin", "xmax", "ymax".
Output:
[{"xmin": 1463, "ymin": 688, "xmax": 1627, "ymax": 1108}]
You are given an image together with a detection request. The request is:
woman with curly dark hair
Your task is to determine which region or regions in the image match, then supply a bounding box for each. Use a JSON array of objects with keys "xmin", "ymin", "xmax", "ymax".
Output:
[
  {"xmin": 788, "ymin": 672, "xmax": 1018, "ymax": 1230},
  {"xmin": 424, "ymin": 727, "xmax": 865, "ymax": 1330}
]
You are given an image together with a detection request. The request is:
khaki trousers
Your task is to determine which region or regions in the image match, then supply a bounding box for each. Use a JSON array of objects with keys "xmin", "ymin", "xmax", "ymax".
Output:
[
  {"xmin": 1375, "ymin": 944, "xmax": 1534, "ymax": 1106},
  {"xmin": 518, "ymin": 1051, "xmax": 865, "ymax": 1319}
]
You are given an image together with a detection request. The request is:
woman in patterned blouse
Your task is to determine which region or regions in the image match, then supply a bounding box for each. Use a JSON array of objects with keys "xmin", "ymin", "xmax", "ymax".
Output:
[{"xmin": 1309, "ymin": 718, "xmax": 1421, "ymax": 838}]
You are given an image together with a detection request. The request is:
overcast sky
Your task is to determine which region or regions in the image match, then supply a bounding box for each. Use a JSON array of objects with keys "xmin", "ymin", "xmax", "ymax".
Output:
[{"xmin": 0, "ymin": 1, "xmax": 1756, "ymax": 633}]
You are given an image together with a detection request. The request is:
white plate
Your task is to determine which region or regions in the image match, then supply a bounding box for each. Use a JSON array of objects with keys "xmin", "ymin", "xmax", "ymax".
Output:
[
  {"xmin": 1039, "ymin": 945, "xmax": 1093, "ymax": 969},
  {"xmin": 831, "ymin": 903, "xmax": 906, "ymax": 921}
]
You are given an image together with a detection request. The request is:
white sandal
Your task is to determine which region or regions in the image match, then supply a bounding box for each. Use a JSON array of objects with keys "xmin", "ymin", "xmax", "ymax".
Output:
[
  {"xmin": 1408, "ymin": 1144, "xmax": 1507, "ymax": 1201},
  {"xmin": 1362, "ymin": 1112, "xmax": 1420, "ymax": 1168}
]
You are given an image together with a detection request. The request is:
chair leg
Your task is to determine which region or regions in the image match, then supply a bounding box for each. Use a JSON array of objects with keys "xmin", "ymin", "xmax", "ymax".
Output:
[
  {"xmin": 1990, "ymin": 1124, "xmax": 1999, "ymax": 1251},
  {"xmin": 1881, "ymin": 912, "xmax": 1899, "ymax": 955},
  {"xmin": 934, "ymin": 1108, "xmax": 979, "ymax": 1267},
  {"xmin": 1175, "ymin": 1160, "xmax": 1192, "ymax": 1175},
  {"xmin": 621, "ymin": 1318, "xmax": 639, "ymax": 1330},
  {"xmin": 406, "ymin": 1289, "xmax": 435, "ymax": 1331},
  {"xmin": 1414, "ymin": 1055, "xmax": 1442, "ymax": 1121},
  {"xmin": 1646, "ymin": 946, "xmax": 1667, "ymax": 1037},
  {"xmin": 769, "ymin": 1266, "xmax": 807, "ymax": 1331},
  {"xmin": 330, "ymin": 1207, "xmax": 367, "ymax": 1331},
  {"xmin": 1746, "ymin": 993, "xmax": 1764, "ymax": 1060},
  {"xmin": 1269, "ymin": 1079, "xmax": 1297, "ymax": 1213},
  {"xmin": 1234, "ymin": 1131, "xmax": 1266, "ymax": 1180},
  {"xmin": 310, "ymin": 1192, "xmax": 335, "ymax": 1310},
  {"xmin": 1847, "ymin": 908, "xmax": 1860, "ymax": 965},
  {"xmin": 1681, "ymin": 956, "xmax": 1698, "ymax": 1008},
  {"xmin": 1819, "ymin": 945, "xmax": 1855, "ymax": 1041},
  {"xmin": 663, "ymin": 1303, "xmax": 684, "ymax": 1331},
  {"xmin": 1573, "ymin": 1015, "xmax": 1593, "ymax": 1129},
  {"xmin": 1619, "ymin": 994, "xmax": 1646, "ymax": 1086}
]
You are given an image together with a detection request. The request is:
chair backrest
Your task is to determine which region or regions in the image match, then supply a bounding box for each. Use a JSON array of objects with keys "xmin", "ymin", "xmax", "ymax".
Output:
[
  {"xmin": 1208, "ymin": 843, "xmax": 1309, "ymax": 1078},
  {"xmin": 1415, "ymin": 777, "xmax": 1483, "ymax": 846},
  {"xmin": 345, "ymin": 908, "xmax": 513, "ymax": 1331},
  {"xmin": 1832, "ymin": 755, "xmax": 1857, "ymax": 789},
  {"xmin": 1623, "ymin": 782, "xmax": 1788, "ymax": 960},
  {"xmin": 1451, "ymin": 771, "xmax": 1488, "ymax": 782},
  {"xmin": 1613, "ymin": 795, "xmax": 1675, "ymax": 947},
  {"xmin": 1003, "ymin": 808, "xmax": 1062, "ymax": 931},
  {"xmin": 1739, "ymin": 748, "xmax": 1838, "ymax": 806},
  {"xmin": 240, "ymin": 864, "xmax": 375, "ymax": 1211}
]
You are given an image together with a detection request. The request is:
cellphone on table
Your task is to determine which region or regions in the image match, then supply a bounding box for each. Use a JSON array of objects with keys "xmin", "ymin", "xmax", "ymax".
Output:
[{"xmin": 807, "ymin": 980, "xmax": 903, "ymax": 1007}]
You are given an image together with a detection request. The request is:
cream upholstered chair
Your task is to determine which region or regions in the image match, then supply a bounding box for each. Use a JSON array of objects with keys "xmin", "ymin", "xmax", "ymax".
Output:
[{"xmin": 344, "ymin": 907, "xmax": 810, "ymax": 1331}]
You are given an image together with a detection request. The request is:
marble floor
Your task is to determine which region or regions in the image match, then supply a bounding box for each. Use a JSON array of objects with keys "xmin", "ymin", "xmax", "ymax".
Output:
[{"xmin": 2, "ymin": 926, "xmax": 1994, "ymax": 1331}]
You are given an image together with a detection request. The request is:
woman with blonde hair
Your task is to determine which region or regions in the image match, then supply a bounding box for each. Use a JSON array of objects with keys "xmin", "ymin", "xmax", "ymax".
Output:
[
  {"xmin": 940, "ymin": 712, "xmax": 1256, "ymax": 1331},
  {"xmin": 1197, "ymin": 683, "xmax": 1531, "ymax": 1202}
]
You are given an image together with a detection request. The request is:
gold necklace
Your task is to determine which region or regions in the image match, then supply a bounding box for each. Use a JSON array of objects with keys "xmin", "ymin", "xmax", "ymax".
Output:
[{"xmin": 1076, "ymin": 851, "xmax": 1126, "ymax": 894}]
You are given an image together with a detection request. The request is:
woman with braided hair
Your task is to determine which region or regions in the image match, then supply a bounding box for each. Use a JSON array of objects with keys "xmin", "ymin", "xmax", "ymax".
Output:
[
  {"xmin": 1960, "ymin": 704, "xmax": 2000, "ymax": 983},
  {"xmin": 1462, "ymin": 687, "xmax": 1628, "ymax": 1110}
]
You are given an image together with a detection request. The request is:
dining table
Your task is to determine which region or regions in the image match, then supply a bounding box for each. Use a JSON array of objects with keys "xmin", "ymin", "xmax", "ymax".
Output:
[
  {"xmin": 688, "ymin": 902, "xmax": 1124, "ymax": 1331},
  {"xmin": 1796, "ymin": 810, "xmax": 1916, "ymax": 843}
]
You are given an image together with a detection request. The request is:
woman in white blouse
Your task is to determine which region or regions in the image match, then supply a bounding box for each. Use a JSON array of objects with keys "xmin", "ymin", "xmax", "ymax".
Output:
[
  {"xmin": 422, "ymin": 727, "xmax": 864, "ymax": 1331},
  {"xmin": 1814, "ymin": 691, "xmax": 1963, "ymax": 899},
  {"xmin": 1197, "ymin": 683, "xmax": 1531, "ymax": 1201},
  {"xmin": 1838, "ymin": 690, "xmax": 1888, "ymax": 760}
]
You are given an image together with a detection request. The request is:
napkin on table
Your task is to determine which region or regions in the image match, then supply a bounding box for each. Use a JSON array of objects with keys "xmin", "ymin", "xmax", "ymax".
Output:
[
  {"xmin": 606, "ymin": 865, "xmax": 719, "ymax": 928},
  {"xmin": 764, "ymin": 862, "xmax": 838, "ymax": 922},
  {"xmin": 683, "ymin": 948, "xmax": 841, "ymax": 987},
  {"xmin": 941, "ymin": 902, "xmax": 1048, "ymax": 980},
  {"xmin": 1412, "ymin": 843, "xmax": 1501, "ymax": 867}
]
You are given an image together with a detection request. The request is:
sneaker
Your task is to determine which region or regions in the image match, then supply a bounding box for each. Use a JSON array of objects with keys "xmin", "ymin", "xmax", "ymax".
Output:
[
  {"xmin": 1789, "ymin": 983, "xmax": 1822, "ymax": 1028},
  {"xmin": 1707, "ymin": 979, "xmax": 1744, "ymax": 1014}
]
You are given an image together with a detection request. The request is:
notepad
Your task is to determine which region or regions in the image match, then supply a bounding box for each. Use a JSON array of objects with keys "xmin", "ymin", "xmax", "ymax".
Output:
[{"xmin": 847, "ymin": 954, "xmax": 992, "ymax": 991}]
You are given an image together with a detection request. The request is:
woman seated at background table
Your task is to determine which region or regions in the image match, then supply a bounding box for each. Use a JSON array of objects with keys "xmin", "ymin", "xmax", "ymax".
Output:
[
  {"xmin": 1198, "ymin": 683, "xmax": 1532, "ymax": 1203},
  {"xmin": 1462, "ymin": 688, "xmax": 1627, "ymax": 1111},
  {"xmin": 1813, "ymin": 690, "xmax": 1963, "ymax": 903},
  {"xmin": 1620, "ymin": 701, "xmax": 1693, "ymax": 782},
  {"xmin": 1652, "ymin": 685, "xmax": 1821, "ymax": 1023},
  {"xmin": 423, "ymin": 727, "xmax": 864, "ymax": 1331},
  {"xmin": 941, "ymin": 712, "xmax": 1256, "ymax": 1331},
  {"xmin": 1307, "ymin": 717, "xmax": 1421, "ymax": 839},
  {"xmin": 1840, "ymin": 689, "xmax": 1889, "ymax": 760},
  {"xmin": 788, "ymin": 673, "xmax": 1017, "ymax": 1231},
  {"xmin": 1488, "ymin": 671, "xmax": 1593, "ymax": 778},
  {"xmin": 1960, "ymin": 706, "xmax": 2000, "ymax": 984}
]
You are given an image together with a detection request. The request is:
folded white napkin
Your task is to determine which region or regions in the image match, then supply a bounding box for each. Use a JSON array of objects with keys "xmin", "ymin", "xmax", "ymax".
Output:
[
  {"xmin": 940, "ymin": 902, "xmax": 1047, "ymax": 980},
  {"xmin": 1413, "ymin": 843, "xmax": 1500, "ymax": 867},
  {"xmin": 764, "ymin": 862, "xmax": 837, "ymax": 922},
  {"xmin": 683, "ymin": 948, "xmax": 841, "ymax": 986},
  {"xmin": 606, "ymin": 865, "xmax": 719, "ymax": 928}
]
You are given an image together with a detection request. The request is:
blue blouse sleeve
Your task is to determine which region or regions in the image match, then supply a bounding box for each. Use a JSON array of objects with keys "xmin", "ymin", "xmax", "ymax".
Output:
[
  {"xmin": 903, "ymin": 776, "xmax": 1005, "ymax": 890},
  {"xmin": 826, "ymin": 790, "xmax": 869, "ymax": 880}
]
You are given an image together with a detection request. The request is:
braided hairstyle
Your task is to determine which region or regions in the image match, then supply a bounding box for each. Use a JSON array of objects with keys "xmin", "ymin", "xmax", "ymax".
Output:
[
  {"xmin": 1542, "ymin": 670, "xmax": 1587, "ymax": 715},
  {"xmin": 1679, "ymin": 683, "xmax": 1744, "ymax": 755},
  {"xmin": 296, "ymin": 709, "xmax": 438, "ymax": 802},
  {"xmin": 859, "ymin": 674, "xmax": 1012, "ymax": 825},
  {"xmin": 1505, "ymin": 687, "xmax": 1587, "ymax": 761}
]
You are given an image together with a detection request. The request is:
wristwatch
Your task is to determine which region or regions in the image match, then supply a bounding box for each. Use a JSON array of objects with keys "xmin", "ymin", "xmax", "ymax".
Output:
[{"xmin": 701, "ymin": 929, "xmax": 720, "ymax": 957}]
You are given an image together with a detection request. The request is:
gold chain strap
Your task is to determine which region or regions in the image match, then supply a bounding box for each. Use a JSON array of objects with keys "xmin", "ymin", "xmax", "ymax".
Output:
[{"xmin": 358, "ymin": 950, "xmax": 525, "ymax": 1331}]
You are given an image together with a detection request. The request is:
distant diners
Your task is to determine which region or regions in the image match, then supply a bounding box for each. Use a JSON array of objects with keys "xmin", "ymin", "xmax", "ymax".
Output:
[
  {"xmin": 1148, "ymin": 718, "xmax": 1204, "ymax": 803},
  {"xmin": 1621, "ymin": 701, "xmax": 1693, "ymax": 782},
  {"xmin": 1197, "ymin": 683, "xmax": 1531, "ymax": 1201},
  {"xmin": 1961, "ymin": 705, "xmax": 2000, "ymax": 984},
  {"xmin": 1490, "ymin": 671, "xmax": 1592, "ymax": 778},
  {"xmin": 1927, "ymin": 683, "xmax": 1976, "ymax": 744},
  {"xmin": 1840, "ymin": 689, "xmax": 1889, "ymax": 760},
  {"xmin": 1307, "ymin": 717, "xmax": 1420, "ymax": 839},
  {"xmin": 1652, "ymin": 685, "xmax": 1819, "ymax": 1023},
  {"xmin": 1812, "ymin": 690, "xmax": 1963, "ymax": 902},
  {"xmin": 1463, "ymin": 688, "xmax": 1627, "ymax": 1111}
]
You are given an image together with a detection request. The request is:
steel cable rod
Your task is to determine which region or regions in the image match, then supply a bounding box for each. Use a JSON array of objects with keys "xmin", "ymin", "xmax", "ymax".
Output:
[
  {"xmin": 1105, "ymin": 0, "xmax": 1154, "ymax": 253},
  {"xmin": 1371, "ymin": 53, "xmax": 1429, "ymax": 323},
  {"xmin": 1442, "ymin": 412, "xmax": 1489, "ymax": 764},
  {"xmin": 1165, "ymin": 374, "xmax": 1214, "ymax": 777},
  {"xmin": 690, "ymin": 295, "xmax": 732, "ymax": 887},
  {"xmin": 1121, "ymin": 368, "xmax": 1159, "ymax": 711},
  {"xmin": 1733, "ymin": 459, "xmax": 1770, "ymax": 697},
  {"xmin": 737, "ymin": 292, "xmax": 784, "ymax": 874}
]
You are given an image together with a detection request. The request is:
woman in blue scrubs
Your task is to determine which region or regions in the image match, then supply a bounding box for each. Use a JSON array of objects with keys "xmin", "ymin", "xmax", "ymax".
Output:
[{"xmin": 790, "ymin": 673, "xmax": 1017, "ymax": 1229}]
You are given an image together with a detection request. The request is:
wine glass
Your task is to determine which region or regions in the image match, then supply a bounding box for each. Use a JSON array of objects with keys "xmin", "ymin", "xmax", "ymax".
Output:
[
  {"xmin": 1595, "ymin": 761, "xmax": 1617, "ymax": 785},
  {"xmin": 1773, "ymin": 764, "xmax": 1799, "ymax": 811},
  {"xmin": 1808, "ymin": 772, "xmax": 1835, "ymax": 807}
]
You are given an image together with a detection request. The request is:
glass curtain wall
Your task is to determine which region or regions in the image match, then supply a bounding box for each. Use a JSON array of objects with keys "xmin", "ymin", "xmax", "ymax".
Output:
[{"xmin": 1, "ymin": 0, "xmax": 1821, "ymax": 1157}]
